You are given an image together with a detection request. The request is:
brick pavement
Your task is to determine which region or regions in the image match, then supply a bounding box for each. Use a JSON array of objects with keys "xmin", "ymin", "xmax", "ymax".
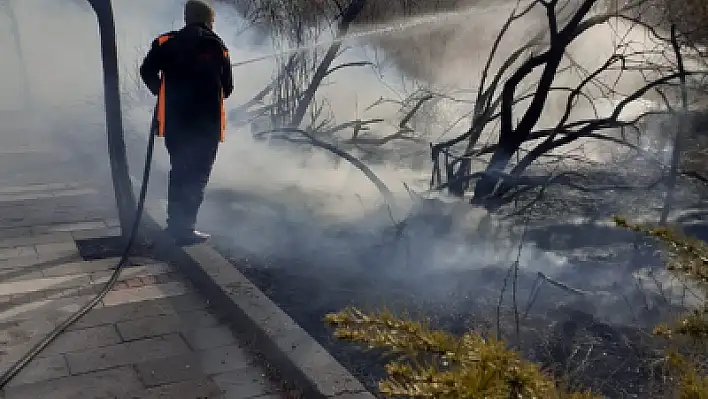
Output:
[{"xmin": 0, "ymin": 117, "xmax": 286, "ymax": 398}]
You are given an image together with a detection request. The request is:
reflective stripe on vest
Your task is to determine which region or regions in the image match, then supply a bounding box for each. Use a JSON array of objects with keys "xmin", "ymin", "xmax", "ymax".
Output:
[
  {"xmin": 156, "ymin": 34, "xmax": 171, "ymax": 138},
  {"xmin": 219, "ymin": 89, "xmax": 225, "ymax": 142},
  {"xmin": 220, "ymin": 49, "xmax": 229, "ymax": 142}
]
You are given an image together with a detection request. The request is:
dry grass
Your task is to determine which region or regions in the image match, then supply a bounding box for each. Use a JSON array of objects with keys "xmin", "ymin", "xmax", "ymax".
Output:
[
  {"xmin": 613, "ymin": 217, "xmax": 707, "ymax": 399},
  {"xmin": 324, "ymin": 307, "xmax": 600, "ymax": 398}
]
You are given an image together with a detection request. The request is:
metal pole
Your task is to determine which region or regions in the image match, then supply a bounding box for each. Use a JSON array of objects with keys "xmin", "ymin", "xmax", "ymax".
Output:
[
  {"xmin": 2, "ymin": 0, "xmax": 31, "ymax": 109},
  {"xmin": 87, "ymin": 0, "xmax": 137, "ymax": 240},
  {"xmin": 660, "ymin": 24, "xmax": 688, "ymax": 225}
]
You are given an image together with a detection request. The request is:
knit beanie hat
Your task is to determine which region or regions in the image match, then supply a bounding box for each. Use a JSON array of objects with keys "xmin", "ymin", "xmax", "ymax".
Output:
[{"xmin": 184, "ymin": 0, "xmax": 214, "ymax": 26}]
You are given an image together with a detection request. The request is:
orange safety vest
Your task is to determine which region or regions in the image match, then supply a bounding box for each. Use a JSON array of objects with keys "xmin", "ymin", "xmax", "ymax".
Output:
[{"xmin": 155, "ymin": 34, "xmax": 227, "ymax": 142}]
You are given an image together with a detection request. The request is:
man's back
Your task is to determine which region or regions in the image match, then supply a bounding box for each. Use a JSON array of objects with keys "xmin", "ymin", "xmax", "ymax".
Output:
[{"xmin": 140, "ymin": 23, "xmax": 233, "ymax": 138}]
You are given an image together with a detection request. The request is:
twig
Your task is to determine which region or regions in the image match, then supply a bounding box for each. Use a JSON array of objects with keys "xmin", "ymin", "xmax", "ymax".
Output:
[
  {"xmin": 496, "ymin": 219, "xmax": 529, "ymax": 345},
  {"xmin": 497, "ymin": 262, "xmax": 514, "ymax": 341},
  {"xmin": 522, "ymin": 274, "xmax": 545, "ymax": 319},
  {"xmin": 537, "ymin": 271, "xmax": 592, "ymax": 295},
  {"xmin": 512, "ymin": 220, "xmax": 529, "ymax": 347}
]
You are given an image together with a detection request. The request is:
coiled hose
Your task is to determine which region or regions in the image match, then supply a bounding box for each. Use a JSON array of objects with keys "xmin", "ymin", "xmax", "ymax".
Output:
[{"xmin": 0, "ymin": 126, "xmax": 157, "ymax": 390}]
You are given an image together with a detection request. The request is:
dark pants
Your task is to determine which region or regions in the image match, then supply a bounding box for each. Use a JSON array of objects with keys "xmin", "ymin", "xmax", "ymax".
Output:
[{"xmin": 164, "ymin": 131, "xmax": 219, "ymax": 234}]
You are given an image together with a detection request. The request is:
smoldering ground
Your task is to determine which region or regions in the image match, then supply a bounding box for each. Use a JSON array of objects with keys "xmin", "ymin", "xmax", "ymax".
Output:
[{"xmin": 1, "ymin": 0, "xmax": 706, "ymax": 396}]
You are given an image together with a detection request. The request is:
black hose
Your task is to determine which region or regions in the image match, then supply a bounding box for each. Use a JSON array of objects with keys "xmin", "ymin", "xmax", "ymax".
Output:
[{"xmin": 0, "ymin": 127, "xmax": 157, "ymax": 390}]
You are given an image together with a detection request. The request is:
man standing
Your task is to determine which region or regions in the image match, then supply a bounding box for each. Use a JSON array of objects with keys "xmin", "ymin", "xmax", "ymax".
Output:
[{"xmin": 140, "ymin": 0, "xmax": 233, "ymax": 244}]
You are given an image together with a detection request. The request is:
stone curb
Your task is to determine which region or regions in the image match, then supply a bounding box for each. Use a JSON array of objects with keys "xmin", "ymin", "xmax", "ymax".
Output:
[{"xmin": 138, "ymin": 201, "xmax": 375, "ymax": 399}]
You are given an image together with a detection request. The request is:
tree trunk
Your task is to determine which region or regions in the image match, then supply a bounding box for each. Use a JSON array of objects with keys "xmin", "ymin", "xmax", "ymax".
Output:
[
  {"xmin": 88, "ymin": 0, "xmax": 137, "ymax": 241},
  {"xmin": 448, "ymin": 158, "xmax": 471, "ymax": 197},
  {"xmin": 472, "ymin": 0, "xmax": 597, "ymax": 202}
]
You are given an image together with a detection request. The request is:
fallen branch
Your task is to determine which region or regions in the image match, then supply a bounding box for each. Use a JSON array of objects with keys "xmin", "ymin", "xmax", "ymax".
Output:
[
  {"xmin": 324, "ymin": 61, "xmax": 374, "ymax": 78},
  {"xmin": 523, "ymin": 271, "xmax": 594, "ymax": 319},
  {"xmin": 257, "ymin": 127, "xmax": 395, "ymax": 205},
  {"xmin": 433, "ymin": 169, "xmax": 654, "ymax": 195},
  {"xmin": 323, "ymin": 118, "xmax": 384, "ymax": 137}
]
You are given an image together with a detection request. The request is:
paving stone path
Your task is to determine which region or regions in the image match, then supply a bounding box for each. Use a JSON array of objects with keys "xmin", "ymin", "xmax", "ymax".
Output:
[{"xmin": 0, "ymin": 116, "xmax": 285, "ymax": 398}]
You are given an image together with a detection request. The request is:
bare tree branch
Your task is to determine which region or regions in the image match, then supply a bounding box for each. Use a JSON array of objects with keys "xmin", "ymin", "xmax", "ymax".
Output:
[{"xmin": 257, "ymin": 127, "xmax": 395, "ymax": 204}]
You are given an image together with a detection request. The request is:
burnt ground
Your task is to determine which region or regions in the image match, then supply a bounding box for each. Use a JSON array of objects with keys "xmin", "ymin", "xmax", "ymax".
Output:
[
  {"xmin": 197, "ymin": 150, "xmax": 707, "ymax": 398},
  {"xmin": 210, "ymin": 230, "xmax": 676, "ymax": 397},
  {"xmin": 213, "ymin": 244, "xmax": 668, "ymax": 397}
]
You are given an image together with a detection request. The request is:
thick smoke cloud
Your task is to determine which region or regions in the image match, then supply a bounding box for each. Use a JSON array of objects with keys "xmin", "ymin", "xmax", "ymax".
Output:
[{"xmin": 0, "ymin": 0, "xmax": 695, "ymax": 329}]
